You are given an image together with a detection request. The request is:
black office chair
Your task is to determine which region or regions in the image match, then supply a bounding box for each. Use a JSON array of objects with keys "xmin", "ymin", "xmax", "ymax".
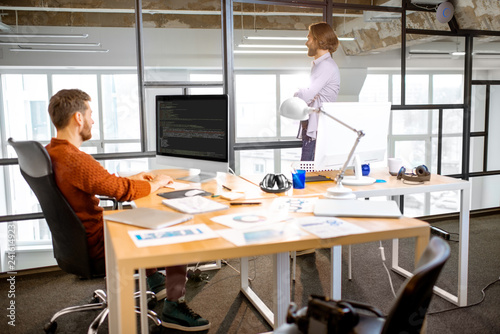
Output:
[
  {"xmin": 276, "ymin": 236, "xmax": 451, "ymax": 334},
  {"xmin": 8, "ymin": 138, "xmax": 161, "ymax": 333}
]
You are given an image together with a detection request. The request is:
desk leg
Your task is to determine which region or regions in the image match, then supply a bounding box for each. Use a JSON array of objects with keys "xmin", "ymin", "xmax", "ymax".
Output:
[
  {"xmin": 139, "ymin": 268, "xmax": 148, "ymax": 333},
  {"xmin": 105, "ymin": 227, "xmax": 137, "ymax": 333},
  {"xmin": 458, "ymin": 186, "xmax": 470, "ymax": 306},
  {"xmin": 348, "ymin": 245, "xmax": 352, "ymax": 280},
  {"xmin": 330, "ymin": 246, "xmax": 342, "ymax": 300},
  {"xmin": 412, "ymin": 185, "xmax": 468, "ymax": 307},
  {"xmin": 414, "ymin": 232, "xmax": 429, "ymax": 263},
  {"xmin": 273, "ymin": 252, "xmax": 291, "ymax": 327},
  {"xmin": 240, "ymin": 257, "xmax": 273, "ymax": 327},
  {"xmin": 430, "ymin": 186, "xmax": 469, "ymax": 306},
  {"xmin": 391, "ymin": 197, "xmax": 403, "ymax": 276},
  {"xmin": 391, "ymin": 238, "xmax": 400, "ymax": 270},
  {"xmin": 416, "ymin": 228, "xmax": 431, "ymax": 334},
  {"xmin": 105, "ymin": 227, "xmax": 119, "ymax": 334},
  {"xmin": 240, "ymin": 253, "xmax": 290, "ymax": 329}
]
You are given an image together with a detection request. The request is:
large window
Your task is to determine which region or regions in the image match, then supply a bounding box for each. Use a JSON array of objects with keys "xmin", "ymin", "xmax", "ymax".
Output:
[
  {"xmin": 236, "ymin": 74, "xmax": 277, "ymax": 139},
  {"xmin": 0, "ymin": 71, "xmax": 144, "ymax": 264},
  {"xmin": 1, "ymin": 72, "xmax": 141, "ymax": 155},
  {"xmin": 360, "ymin": 72, "xmax": 464, "ymax": 216},
  {"xmin": 2, "ymin": 74, "xmax": 51, "ymax": 146}
]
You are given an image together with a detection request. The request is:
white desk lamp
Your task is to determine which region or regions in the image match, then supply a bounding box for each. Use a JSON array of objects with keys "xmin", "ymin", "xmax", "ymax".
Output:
[{"xmin": 280, "ymin": 97, "xmax": 365, "ymax": 200}]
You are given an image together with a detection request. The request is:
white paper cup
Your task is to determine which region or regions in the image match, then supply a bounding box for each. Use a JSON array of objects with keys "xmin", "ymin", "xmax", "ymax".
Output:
[{"xmin": 388, "ymin": 158, "xmax": 403, "ymax": 176}]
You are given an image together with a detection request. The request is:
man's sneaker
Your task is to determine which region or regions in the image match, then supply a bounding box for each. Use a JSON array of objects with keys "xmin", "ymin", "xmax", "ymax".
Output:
[
  {"xmin": 146, "ymin": 271, "xmax": 166, "ymax": 300},
  {"xmin": 161, "ymin": 299, "xmax": 210, "ymax": 331}
]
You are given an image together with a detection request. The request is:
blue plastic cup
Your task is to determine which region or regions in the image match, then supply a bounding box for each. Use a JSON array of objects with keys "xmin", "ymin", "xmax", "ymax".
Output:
[
  {"xmin": 292, "ymin": 169, "xmax": 306, "ymax": 189},
  {"xmin": 362, "ymin": 164, "xmax": 370, "ymax": 176}
]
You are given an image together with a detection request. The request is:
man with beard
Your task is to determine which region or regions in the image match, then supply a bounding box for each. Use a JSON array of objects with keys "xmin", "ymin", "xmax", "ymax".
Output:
[
  {"xmin": 294, "ymin": 22, "xmax": 341, "ymax": 161},
  {"xmin": 45, "ymin": 89, "xmax": 210, "ymax": 331}
]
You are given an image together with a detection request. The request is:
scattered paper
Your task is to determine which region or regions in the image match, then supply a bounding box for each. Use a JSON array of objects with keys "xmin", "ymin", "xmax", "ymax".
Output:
[
  {"xmin": 211, "ymin": 212, "xmax": 287, "ymax": 230},
  {"xmin": 271, "ymin": 197, "xmax": 319, "ymax": 213},
  {"xmin": 217, "ymin": 221, "xmax": 307, "ymax": 246},
  {"xmin": 294, "ymin": 216, "xmax": 367, "ymax": 239},
  {"xmin": 128, "ymin": 223, "xmax": 218, "ymax": 247},
  {"xmin": 162, "ymin": 196, "xmax": 229, "ymax": 214}
]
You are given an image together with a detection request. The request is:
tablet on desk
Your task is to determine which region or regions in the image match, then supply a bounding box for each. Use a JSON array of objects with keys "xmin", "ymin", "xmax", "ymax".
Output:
[
  {"xmin": 314, "ymin": 199, "xmax": 402, "ymax": 218},
  {"xmin": 104, "ymin": 208, "xmax": 193, "ymax": 229}
]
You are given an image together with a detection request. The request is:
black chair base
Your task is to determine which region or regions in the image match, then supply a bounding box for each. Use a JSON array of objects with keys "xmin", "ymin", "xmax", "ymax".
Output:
[{"xmin": 43, "ymin": 289, "xmax": 162, "ymax": 334}]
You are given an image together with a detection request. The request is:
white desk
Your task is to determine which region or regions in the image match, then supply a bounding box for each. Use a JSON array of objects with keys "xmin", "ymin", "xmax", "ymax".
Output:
[
  {"xmin": 303, "ymin": 168, "xmax": 470, "ymax": 307},
  {"xmin": 104, "ymin": 171, "xmax": 431, "ymax": 333}
]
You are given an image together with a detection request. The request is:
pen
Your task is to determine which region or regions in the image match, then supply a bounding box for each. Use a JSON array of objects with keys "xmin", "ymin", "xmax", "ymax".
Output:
[
  {"xmin": 229, "ymin": 202, "xmax": 262, "ymax": 206},
  {"xmin": 222, "ymin": 185, "xmax": 232, "ymax": 191}
]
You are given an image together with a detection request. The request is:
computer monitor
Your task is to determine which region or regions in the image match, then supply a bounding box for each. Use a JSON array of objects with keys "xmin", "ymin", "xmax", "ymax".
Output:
[
  {"xmin": 314, "ymin": 102, "xmax": 392, "ymax": 186},
  {"xmin": 156, "ymin": 94, "xmax": 229, "ymax": 182}
]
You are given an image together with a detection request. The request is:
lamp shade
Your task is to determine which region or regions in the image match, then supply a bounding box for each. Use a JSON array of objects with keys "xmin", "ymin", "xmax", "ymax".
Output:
[{"xmin": 279, "ymin": 97, "xmax": 315, "ymax": 120}]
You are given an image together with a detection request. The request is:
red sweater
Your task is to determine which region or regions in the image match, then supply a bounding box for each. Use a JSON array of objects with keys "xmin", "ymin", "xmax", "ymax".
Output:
[{"xmin": 46, "ymin": 138, "xmax": 151, "ymax": 261}]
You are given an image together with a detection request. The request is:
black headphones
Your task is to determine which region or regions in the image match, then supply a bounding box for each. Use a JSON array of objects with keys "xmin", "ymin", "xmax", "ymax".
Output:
[
  {"xmin": 259, "ymin": 173, "xmax": 292, "ymax": 193},
  {"xmin": 397, "ymin": 165, "xmax": 430, "ymax": 182}
]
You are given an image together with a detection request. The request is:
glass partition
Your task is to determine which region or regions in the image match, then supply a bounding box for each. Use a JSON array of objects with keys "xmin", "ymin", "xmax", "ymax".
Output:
[
  {"xmin": 471, "ymin": 84, "xmax": 486, "ymax": 133},
  {"xmin": 235, "ymin": 147, "xmax": 301, "ymax": 175},
  {"xmin": 487, "ymin": 85, "xmax": 500, "ymax": 171},
  {"xmin": 232, "ymin": 2, "xmax": 315, "ymax": 148},
  {"xmin": 141, "ymin": 2, "xmax": 223, "ymax": 82},
  {"xmin": 406, "ymin": 36, "xmax": 465, "ymax": 105},
  {"xmin": 471, "ymin": 175, "xmax": 500, "ymax": 210}
]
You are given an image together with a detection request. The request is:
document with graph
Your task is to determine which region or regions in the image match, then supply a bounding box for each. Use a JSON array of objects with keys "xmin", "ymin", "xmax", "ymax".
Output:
[
  {"xmin": 294, "ymin": 216, "xmax": 367, "ymax": 238},
  {"xmin": 128, "ymin": 223, "xmax": 218, "ymax": 248}
]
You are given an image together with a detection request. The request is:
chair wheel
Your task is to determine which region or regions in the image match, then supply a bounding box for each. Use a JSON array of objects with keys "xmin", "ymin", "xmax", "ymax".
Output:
[{"xmin": 44, "ymin": 321, "xmax": 57, "ymax": 333}]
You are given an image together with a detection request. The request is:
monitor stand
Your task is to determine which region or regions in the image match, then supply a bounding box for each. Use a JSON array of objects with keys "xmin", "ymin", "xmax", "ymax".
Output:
[
  {"xmin": 341, "ymin": 155, "xmax": 376, "ymax": 186},
  {"xmin": 178, "ymin": 169, "xmax": 216, "ymax": 183}
]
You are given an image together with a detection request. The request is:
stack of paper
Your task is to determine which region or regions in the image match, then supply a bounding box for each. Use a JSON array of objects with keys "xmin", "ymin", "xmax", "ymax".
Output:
[{"xmin": 162, "ymin": 196, "xmax": 229, "ymax": 214}]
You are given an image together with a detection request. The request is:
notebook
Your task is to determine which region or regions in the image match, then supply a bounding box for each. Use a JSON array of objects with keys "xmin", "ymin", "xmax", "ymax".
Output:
[
  {"xmin": 162, "ymin": 196, "xmax": 229, "ymax": 214},
  {"xmin": 104, "ymin": 208, "xmax": 193, "ymax": 229},
  {"xmin": 314, "ymin": 199, "xmax": 402, "ymax": 218}
]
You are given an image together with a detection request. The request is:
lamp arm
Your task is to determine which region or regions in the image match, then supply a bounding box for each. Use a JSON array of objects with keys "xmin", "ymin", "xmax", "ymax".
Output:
[
  {"xmin": 337, "ymin": 132, "xmax": 364, "ymax": 183},
  {"xmin": 319, "ymin": 109, "xmax": 359, "ymax": 133},
  {"xmin": 318, "ymin": 108, "xmax": 365, "ymax": 183}
]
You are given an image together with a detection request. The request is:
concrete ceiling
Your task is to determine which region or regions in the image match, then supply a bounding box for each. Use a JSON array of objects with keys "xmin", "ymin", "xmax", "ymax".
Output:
[{"xmin": 0, "ymin": 0, "xmax": 499, "ymax": 56}]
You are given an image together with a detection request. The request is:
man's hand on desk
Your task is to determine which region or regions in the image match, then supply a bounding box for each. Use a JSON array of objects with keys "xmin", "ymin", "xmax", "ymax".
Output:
[
  {"xmin": 124, "ymin": 171, "xmax": 174, "ymax": 192},
  {"xmin": 147, "ymin": 174, "xmax": 174, "ymax": 193},
  {"xmin": 126, "ymin": 171, "xmax": 155, "ymax": 181}
]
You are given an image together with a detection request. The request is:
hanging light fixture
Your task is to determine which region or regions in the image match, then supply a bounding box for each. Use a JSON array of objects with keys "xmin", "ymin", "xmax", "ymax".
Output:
[
  {"xmin": 0, "ymin": 33, "xmax": 89, "ymax": 38},
  {"xmin": 0, "ymin": 41, "xmax": 100, "ymax": 47},
  {"xmin": 9, "ymin": 47, "xmax": 109, "ymax": 53}
]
